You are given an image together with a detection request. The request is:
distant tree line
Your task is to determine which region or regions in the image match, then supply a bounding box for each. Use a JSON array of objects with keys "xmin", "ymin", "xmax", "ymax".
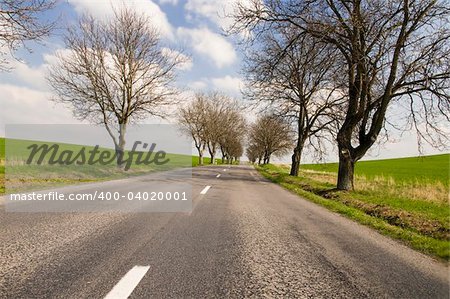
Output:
[
  {"xmin": 178, "ymin": 92, "xmax": 246, "ymax": 165},
  {"xmin": 246, "ymin": 114, "xmax": 293, "ymax": 165}
]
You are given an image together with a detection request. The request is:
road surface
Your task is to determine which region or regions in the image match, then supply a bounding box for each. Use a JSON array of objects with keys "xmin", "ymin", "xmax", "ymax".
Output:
[{"xmin": 0, "ymin": 165, "xmax": 448, "ymax": 298}]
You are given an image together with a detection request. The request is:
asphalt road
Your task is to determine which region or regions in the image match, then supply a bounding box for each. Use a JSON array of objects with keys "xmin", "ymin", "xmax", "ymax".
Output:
[{"xmin": 0, "ymin": 165, "xmax": 448, "ymax": 298}]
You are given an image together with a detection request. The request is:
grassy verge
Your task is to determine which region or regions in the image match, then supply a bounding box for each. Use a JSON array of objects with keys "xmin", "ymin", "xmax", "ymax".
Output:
[
  {"xmin": 256, "ymin": 164, "xmax": 450, "ymax": 261},
  {"xmin": 191, "ymin": 156, "xmax": 223, "ymax": 167}
]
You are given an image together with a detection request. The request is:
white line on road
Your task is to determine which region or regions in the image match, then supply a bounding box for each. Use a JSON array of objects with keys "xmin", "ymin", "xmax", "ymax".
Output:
[
  {"xmin": 200, "ymin": 186, "xmax": 211, "ymax": 194},
  {"xmin": 223, "ymin": 169, "xmax": 227, "ymax": 171},
  {"xmin": 216, "ymin": 174, "xmax": 221, "ymax": 178},
  {"xmin": 104, "ymin": 266, "xmax": 150, "ymax": 299}
]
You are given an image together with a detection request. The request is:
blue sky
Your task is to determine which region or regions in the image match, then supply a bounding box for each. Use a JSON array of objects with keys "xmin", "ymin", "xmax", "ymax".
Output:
[
  {"xmin": 1, "ymin": 0, "xmax": 244, "ymax": 92},
  {"xmin": 0, "ymin": 0, "xmax": 246, "ymax": 131},
  {"xmin": 0, "ymin": 0, "xmax": 446, "ymax": 162}
]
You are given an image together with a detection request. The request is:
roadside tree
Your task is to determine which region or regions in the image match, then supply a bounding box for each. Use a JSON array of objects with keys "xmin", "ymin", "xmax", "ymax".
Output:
[{"xmin": 49, "ymin": 8, "xmax": 187, "ymax": 167}]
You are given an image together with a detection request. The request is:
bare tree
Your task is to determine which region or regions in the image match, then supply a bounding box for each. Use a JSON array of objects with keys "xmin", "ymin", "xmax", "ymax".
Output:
[
  {"xmin": 221, "ymin": 129, "xmax": 246, "ymax": 164},
  {"xmin": 178, "ymin": 93, "xmax": 209, "ymax": 165},
  {"xmin": 231, "ymin": 0, "xmax": 450, "ymax": 190},
  {"xmin": 203, "ymin": 93, "xmax": 226, "ymax": 163},
  {"xmin": 246, "ymin": 142, "xmax": 263, "ymax": 164},
  {"xmin": 248, "ymin": 114, "xmax": 293, "ymax": 164},
  {"xmin": 48, "ymin": 8, "xmax": 187, "ymax": 167},
  {"xmin": 0, "ymin": 0, "xmax": 56, "ymax": 70},
  {"xmin": 178, "ymin": 91, "xmax": 246, "ymax": 165},
  {"xmin": 218, "ymin": 102, "xmax": 246, "ymax": 163},
  {"xmin": 243, "ymin": 25, "xmax": 344, "ymax": 176},
  {"xmin": 222, "ymin": 134, "xmax": 244, "ymax": 164}
]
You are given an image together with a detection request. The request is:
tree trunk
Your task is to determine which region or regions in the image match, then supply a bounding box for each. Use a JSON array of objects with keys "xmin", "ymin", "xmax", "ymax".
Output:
[
  {"xmin": 289, "ymin": 146, "xmax": 303, "ymax": 176},
  {"xmin": 115, "ymin": 124, "xmax": 127, "ymax": 169},
  {"xmin": 337, "ymin": 147, "xmax": 355, "ymax": 190},
  {"xmin": 207, "ymin": 142, "xmax": 216, "ymax": 164},
  {"xmin": 195, "ymin": 144, "xmax": 204, "ymax": 166},
  {"xmin": 115, "ymin": 144, "xmax": 125, "ymax": 168},
  {"xmin": 290, "ymin": 106, "xmax": 307, "ymax": 176},
  {"xmin": 263, "ymin": 151, "xmax": 269, "ymax": 164}
]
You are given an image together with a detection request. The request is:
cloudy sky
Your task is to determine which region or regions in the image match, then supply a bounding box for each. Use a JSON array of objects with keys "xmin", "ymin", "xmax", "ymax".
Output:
[
  {"xmin": 0, "ymin": 0, "xmax": 446, "ymax": 162},
  {"xmin": 0, "ymin": 1, "xmax": 244, "ymax": 130}
]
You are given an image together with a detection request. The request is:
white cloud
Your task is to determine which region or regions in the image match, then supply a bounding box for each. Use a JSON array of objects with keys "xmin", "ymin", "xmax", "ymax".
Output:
[
  {"xmin": 185, "ymin": 0, "xmax": 232, "ymax": 29},
  {"xmin": 187, "ymin": 75, "xmax": 243, "ymax": 97},
  {"xmin": 43, "ymin": 48, "xmax": 75, "ymax": 65},
  {"xmin": 158, "ymin": 0, "xmax": 178, "ymax": 5},
  {"xmin": 211, "ymin": 75, "xmax": 243, "ymax": 95},
  {"xmin": 177, "ymin": 27, "xmax": 236, "ymax": 68},
  {"xmin": 0, "ymin": 84, "xmax": 82, "ymax": 135},
  {"xmin": 184, "ymin": 0, "xmax": 255, "ymax": 30},
  {"xmin": 68, "ymin": 0, "xmax": 174, "ymax": 39},
  {"xmin": 189, "ymin": 80, "xmax": 207, "ymax": 90},
  {"xmin": 161, "ymin": 48, "xmax": 193, "ymax": 71},
  {"xmin": 0, "ymin": 50, "xmax": 60, "ymax": 92},
  {"xmin": 8, "ymin": 62, "xmax": 48, "ymax": 91}
]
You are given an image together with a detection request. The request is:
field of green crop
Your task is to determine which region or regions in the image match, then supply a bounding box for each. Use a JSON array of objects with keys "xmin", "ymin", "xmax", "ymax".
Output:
[
  {"xmin": 302, "ymin": 154, "xmax": 449, "ymax": 186},
  {"xmin": 0, "ymin": 137, "xmax": 198, "ymax": 194}
]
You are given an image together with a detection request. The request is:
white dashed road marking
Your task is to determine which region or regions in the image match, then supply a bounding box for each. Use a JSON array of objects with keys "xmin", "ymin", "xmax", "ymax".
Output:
[
  {"xmin": 216, "ymin": 174, "xmax": 221, "ymax": 178},
  {"xmin": 200, "ymin": 186, "xmax": 211, "ymax": 194},
  {"xmin": 104, "ymin": 266, "xmax": 150, "ymax": 299}
]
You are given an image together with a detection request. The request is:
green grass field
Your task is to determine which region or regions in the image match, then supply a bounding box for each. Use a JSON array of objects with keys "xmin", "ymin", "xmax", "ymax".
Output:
[
  {"xmin": 302, "ymin": 154, "xmax": 449, "ymax": 186},
  {"xmin": 0, "ymin": 137, "xmax": 218, "ymax": 194},
  {"xmin": 257, "ymin": 155, "xmax": 450, "ymax": 260}
]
